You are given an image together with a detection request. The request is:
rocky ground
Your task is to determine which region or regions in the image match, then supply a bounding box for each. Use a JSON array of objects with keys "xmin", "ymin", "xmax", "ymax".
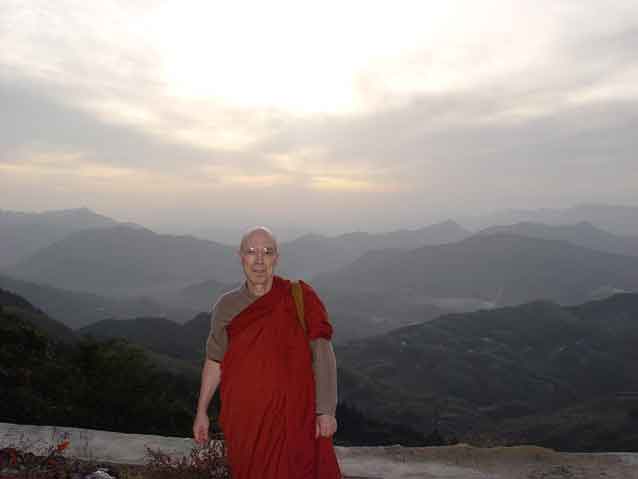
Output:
[{"xmin": 2, "ymin": 422, "xmax": 637, "ymax": 478}]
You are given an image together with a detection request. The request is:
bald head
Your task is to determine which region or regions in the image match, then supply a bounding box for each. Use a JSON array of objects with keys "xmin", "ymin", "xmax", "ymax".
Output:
[{"xmin": 239, "ymin": 226, "xmax": 278, "ymax": 254}]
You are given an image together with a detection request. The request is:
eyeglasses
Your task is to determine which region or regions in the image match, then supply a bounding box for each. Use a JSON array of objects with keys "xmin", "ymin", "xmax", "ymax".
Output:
[{"xmin": 241, "ymin": 246, "xmax": 277, "ymax": 257}]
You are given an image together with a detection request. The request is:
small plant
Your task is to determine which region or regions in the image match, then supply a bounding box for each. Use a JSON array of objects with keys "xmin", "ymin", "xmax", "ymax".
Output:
[
  {"xmin": 0, "ymin": 436, "xmax": 72, "ymax": 478},
  {"xmin": 1, "ymin": 430, "xmax": 232, "ymax": 478},
  {"xmin": 145, "ymin": 436, "xmax": 229, "ymax": 479}
]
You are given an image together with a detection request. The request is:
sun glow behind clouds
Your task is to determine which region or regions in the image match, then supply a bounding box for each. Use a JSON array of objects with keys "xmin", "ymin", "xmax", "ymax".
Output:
[
  {"xmin": 149, "ymin": 0, "xmax": 506, "ymax": 114},
  {"xmin": 0, "ymin": 0, "xmax": 556, "ymax": 152},
  {"xmin": 151, "ymin": 1, "xmax": 358, "ymax": 113}
]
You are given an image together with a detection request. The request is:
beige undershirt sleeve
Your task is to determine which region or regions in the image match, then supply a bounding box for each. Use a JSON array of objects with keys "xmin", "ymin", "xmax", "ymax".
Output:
[
  {"xmin": 205, "ymin": 304, "xmax": 228, "ymax": 362},
  {"xmin": 311, "ymin": 338, "xmax": 338, "ymax": 416},
  {"xmin": 205, "ymin": 284, "xmax": 254, "ymax": 362}
]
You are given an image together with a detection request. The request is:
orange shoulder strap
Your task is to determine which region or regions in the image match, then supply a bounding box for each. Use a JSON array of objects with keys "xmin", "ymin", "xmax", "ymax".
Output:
[{"xmin": 291, "ymin": 280, "xmax": 307, "ymax": 335}]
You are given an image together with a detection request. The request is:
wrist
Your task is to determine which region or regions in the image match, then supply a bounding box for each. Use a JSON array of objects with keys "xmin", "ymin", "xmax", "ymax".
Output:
[{"xmin": 316, "ymin": 410, "xmax": 336, "ymax": 417}]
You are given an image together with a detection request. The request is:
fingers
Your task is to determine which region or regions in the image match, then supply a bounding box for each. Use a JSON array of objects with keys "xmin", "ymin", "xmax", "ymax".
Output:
[
  {"xmin": 320, "ymin": 420, "xmax": 327, "ymax": 437},
  {"xmin": 322, "ymin": 420, "xmax": 336, "ymax": 437},
  {"xmin": 193, "ymin": 416, "xmax": 210, "ymax": 444},
  {"xmin": 315, "ymin": 421, "xmax": 320, "ymax": 438},
  {"xmin": 194, "ymin": 426, "xmax": 207, "ymax": 444},
  {"xmin": 316, "ymin": 415, "xmax": 337, "ymax": 438}
]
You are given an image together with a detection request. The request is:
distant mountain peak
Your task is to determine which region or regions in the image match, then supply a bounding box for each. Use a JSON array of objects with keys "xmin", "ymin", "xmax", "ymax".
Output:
[
  {"xmin": 462, "ymin": 202, "xmax": 638, "ymax": 236},
  {"xmin": 438, "ymin": 219, "xmax": 462, "ymax": 227}
]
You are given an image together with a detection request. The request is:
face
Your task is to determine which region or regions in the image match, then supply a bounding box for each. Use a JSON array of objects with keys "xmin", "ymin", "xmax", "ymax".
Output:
[{"xmin": 239, "ymin": 229, "xmax": 279, "ymax": 291}]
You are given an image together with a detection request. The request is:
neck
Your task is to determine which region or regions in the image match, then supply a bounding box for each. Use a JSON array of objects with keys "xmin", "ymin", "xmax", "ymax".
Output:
[{"xmin": 246, "ymin": 278, "xmax": 274, "ymax": 297}]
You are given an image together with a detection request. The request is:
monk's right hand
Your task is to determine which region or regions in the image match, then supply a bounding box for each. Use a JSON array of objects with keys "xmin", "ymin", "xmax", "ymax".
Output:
[{"xmin": 193, "ymin": 411, "xmax": 210, "ymax": 444}]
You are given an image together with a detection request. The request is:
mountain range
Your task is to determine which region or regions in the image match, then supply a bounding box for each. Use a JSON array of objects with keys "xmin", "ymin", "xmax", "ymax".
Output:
[
  {"xmin": 3, "ymin": 213, "xmax": 471, "ymax": 297},
  {"xmin": 477, "ymin": 221, "xmax": 638, "ymax": 257},
  {"xmin": 313, "ymin": 233, "xmax": 638, "ymax": 307},
  {"xmin": 277, "ymin": 220, "xmax": 471, "ymax": 277},
  {"xmin": 0, "ymin": 274, "xmax": 194, "ymax": 328},
  {"xmin": 461, "ymin": 203, "xmax": 638, "ymax": 236},
  {"xmin": 7, "ymin": 225, "xmax": 239, "ymax": 296},
  {"xmin": 4, "ymin": 205, "xmax": 638, "ymax": 339},
  {"xmin": 0, "ymin": 207, "xmax": 123, "ymax": 267}
]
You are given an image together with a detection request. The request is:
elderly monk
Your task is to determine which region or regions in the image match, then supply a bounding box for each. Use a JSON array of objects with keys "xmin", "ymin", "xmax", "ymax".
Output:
[{"xmin": 193, "ymin": 226, "xmax": 341, "ymax": 479}]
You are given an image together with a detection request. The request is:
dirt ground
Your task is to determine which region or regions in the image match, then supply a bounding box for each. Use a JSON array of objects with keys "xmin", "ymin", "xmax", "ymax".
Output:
[{"xmin": 337, "ymin": 444, "xmax": 638, "ymax": 479}]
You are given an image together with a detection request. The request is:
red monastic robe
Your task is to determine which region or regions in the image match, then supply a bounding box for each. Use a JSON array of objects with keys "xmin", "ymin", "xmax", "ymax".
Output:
[{"xmin": 219, "ymin": 276, "xmax": 341, "ymax": 479}]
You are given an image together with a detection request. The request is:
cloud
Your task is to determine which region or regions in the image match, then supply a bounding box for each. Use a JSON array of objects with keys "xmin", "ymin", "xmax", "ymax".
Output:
[
  {"xmin": 309, "ymin": 176, "xmax": 397, "ymax": 193},
  {"xmin": 1, "ymin": 1, "xmax": 637, "ymax": 232}
]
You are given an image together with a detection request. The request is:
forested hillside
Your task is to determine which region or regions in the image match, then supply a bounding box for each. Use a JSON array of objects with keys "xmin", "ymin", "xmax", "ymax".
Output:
[
  {"xmin": 337, "ymin": 293, "xmax": 638, "ymax": 451},
  {"xmin": 0, "ymin": 291, "xmax": 203, "ymax": 436}
]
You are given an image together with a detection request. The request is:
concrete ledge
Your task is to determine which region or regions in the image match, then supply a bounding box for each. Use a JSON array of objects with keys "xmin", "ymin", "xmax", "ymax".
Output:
[{"xmin": 2, "ymin": 423, "xmax": 638, "ymax": 478}]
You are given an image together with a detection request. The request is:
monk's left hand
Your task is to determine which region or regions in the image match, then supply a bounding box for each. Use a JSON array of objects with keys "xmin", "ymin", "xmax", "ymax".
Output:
[{"xmin": 315, "ymin": 414, "xmax": 337, "ymax": 438}]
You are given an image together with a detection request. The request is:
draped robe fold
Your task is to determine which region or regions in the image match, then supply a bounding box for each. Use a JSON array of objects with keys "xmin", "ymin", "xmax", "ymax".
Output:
[{"xmin": 219, "ymin": 276, "xmax": 341, "ymax": 479}]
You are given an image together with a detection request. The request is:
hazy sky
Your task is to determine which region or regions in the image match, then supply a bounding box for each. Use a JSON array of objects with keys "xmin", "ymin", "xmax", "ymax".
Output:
[{"xmin": 1, "ymin": 1, "xmax": 637, "ymax": 236}]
